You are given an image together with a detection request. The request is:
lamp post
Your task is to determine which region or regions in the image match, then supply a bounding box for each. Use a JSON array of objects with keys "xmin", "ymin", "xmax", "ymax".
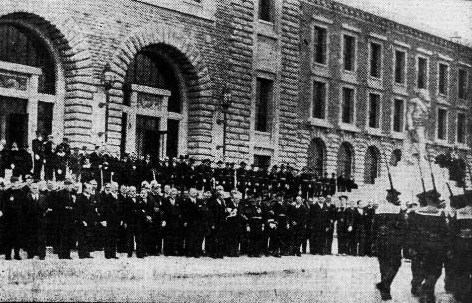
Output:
[
  {"xmin": 101, "ymin": 63, "xmax": 115, "ymax": 143},
  {"xmin": 217, "ymin": 86, "xmax": 232, "ymax": 161}
]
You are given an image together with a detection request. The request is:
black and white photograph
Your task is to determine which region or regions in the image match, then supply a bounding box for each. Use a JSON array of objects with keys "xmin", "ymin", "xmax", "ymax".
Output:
[{"xmin": 0, "ymin": 0, "xmax": 471, "ymax": 302}]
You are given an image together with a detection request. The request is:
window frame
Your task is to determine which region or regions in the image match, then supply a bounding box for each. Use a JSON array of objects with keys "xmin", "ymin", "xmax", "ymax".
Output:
[
  {"xmin": 311, "ymin": 79, "xmax": 328, "ymax": 120},
  {"xmin": 391, "ymin": 97, "xmax": 406, "ymax": 134},
  {"xmin": 416, "ymin": 55, "xmax": 429, "ymax": 90},
  {"xmin": 254, "ymin": 76, "xmax": 274, "ymax": 133},
  {"xmin": 367, "ymin": 92, "xmax": 382, "ymax": 129},
  {"xmin": 258, "ymin": 0, "xmax": 275, "ymax": 23},
  {"xmin": 369, "ymin": 41, "xmax": 383, "ymax": 79},
  {"xmin": 437, "ymin": 62, "xmax": 449, "ymax": 97},
  {"xmin": 456, "ymin": 111, "xmax": 467, "ymax": 144},
  {"xmin": 341, "ymin": 33, "xmax": 357, "ymax": 73},
  {"xmin": 458, "ymin": 68, "xmax": 469, "ymax": 100},
  {"xmin": 339, "ymin": 85, "xmax": 356, "ymax": 125},
  {"xmin": 436, "ymin": 106, "xmax": 448, "ymax": 142},
  {"xmin": 312, "ymin": 23, "xmax": 329, "ymax": 66}
]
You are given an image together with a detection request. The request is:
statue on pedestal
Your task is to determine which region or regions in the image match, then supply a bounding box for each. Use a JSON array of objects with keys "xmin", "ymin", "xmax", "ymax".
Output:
[{"xmin": 404, "ymin": 90, "xmax": 431, "ymax": 165}]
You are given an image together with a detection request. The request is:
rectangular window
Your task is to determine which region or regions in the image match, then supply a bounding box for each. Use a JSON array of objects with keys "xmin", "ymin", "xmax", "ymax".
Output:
[
  {"xmin": 437, "ymin": 108, "xmax": 447, "ymax": 140},
  {"xmin": 313, "ymin": 26, "xmax": 327, "ymax": 65},
  {"xmin": 457, "ymin": 112, "xmax": 466, "ymax": 144},
  {"xmin": 342, "ymin": 87, "xmax": 354, "ymax": 124},
  {"xmin": 417, "ymin": 57, "xmax": 428, "ymax": 89},
  {"xmin": 259, "ymin": 0, "xmax": 274, "ymax": 23},
  {"xmin": 370, "ymin": 42, "xmax": 382, "ymax": 78},
  {"xmin": 394, "ymin": 50, "xmax": 406, "ymax": 84},
  {"xmin": 312, "ymin": 81, "xmax": 326, "ymax": 119},
  {"xmin": 438, "ymin": 63, "xmax": 449, "ymax": 95},
  {"xmin": 37, "ymin": 101, "xmax": 54, "ymax": 137},
  {"xmin": 368, "ymin": 93, "xmax": 380, "ymax": 128},
  {"xmin": 255, "ymin": 77, "xmax": 273, "ymax": 132},
  {"xmin": 343, "ymin": 35, "xmax": 356, "ymax": 71},
  {"xmin": 254, "ymin": 155, "xmax": 271, "ymax": 170},
  {"xmin": 393, "ymin": 99, "xmax": 404, "ymax": 133},
  {"xmin": 458, "ymin": 69, "xmax": 468, "ymax": 99}
]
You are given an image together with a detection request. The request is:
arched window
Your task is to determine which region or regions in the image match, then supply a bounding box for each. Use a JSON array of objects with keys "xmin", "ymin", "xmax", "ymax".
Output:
[
  {"xmin": 0, "ymin": 24, "xmax": 56, "ymax": 94},
  {"xmin": 390, "ymin": 149, "xmax": 402, "ymax": 166},
  {"xmin": 307, "ymin": 138, "xmax": 325, "ymax": 177},
  {"xmin": 337, "ymin": 142, "xmax": 354, "ymax": 178},
  {"xmin": 364, "ymin": 146, "xmax": 380, "ymax": 184},
  {"xmin": 0, "ymin": 23, "xmax": 57, "ymax": 149}
]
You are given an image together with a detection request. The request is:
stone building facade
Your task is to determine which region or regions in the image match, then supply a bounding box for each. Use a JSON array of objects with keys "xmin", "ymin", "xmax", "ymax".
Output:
[{"xmin": 0, "ymin": 0, "xmax": 470, "ymax": 186}]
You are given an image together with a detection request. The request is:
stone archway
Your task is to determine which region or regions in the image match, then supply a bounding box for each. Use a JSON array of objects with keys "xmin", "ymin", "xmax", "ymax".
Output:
[
  {"xmin": 0, "ymin": 9, "xmax": 95, "ymax": 147},
  {"xmin": 107, "ymin": 22, "xmax": 213, "ymax": 158},
  {"xmin": 307, "ymin": 137, "xmax": 326, "ymax": 177},
  {"xmin": 337, "ymin": 142, "xmax": 354, "ymax": 178}
]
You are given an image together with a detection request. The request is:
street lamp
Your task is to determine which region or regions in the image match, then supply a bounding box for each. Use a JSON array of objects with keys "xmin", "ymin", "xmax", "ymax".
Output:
[
  {"xmin": 101, "ymin": 63, "xmax": 115, "ymax": 143},
  {"xmin": 216, "ymin": 86, "xmax": 232, "ymax": 161}
]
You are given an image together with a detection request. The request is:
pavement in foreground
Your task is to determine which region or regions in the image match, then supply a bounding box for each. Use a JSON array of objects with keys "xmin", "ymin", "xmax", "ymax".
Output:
[{"xmin": 0, "ymin": 251, "xmax": 457, "ymax": 302}]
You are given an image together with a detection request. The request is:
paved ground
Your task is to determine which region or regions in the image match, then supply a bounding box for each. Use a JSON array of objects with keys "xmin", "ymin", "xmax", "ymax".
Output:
[{"xmin": 0, "ymin": 251, "xmax": 457, "ymax": 302}]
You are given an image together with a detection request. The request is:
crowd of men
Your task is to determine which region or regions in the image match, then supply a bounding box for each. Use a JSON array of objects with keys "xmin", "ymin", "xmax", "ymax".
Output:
[{"xmin": 0, "ymin": 134, "xmax": 471, "ymax": 303}]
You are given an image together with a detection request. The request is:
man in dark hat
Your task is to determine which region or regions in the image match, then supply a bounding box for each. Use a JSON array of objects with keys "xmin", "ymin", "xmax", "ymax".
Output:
[
  {"xmin": 32, "ymin": 131, "xmax": 45, "ymax": 180},
  {"xmin": 450, "ymin": 190, "xmax": 472, "ymax": 302},
  {"xmin": 0, "ymin": 176, "xmax": 26, "ymax": 260},
  {"xmin": 372, "ymin": 188, "xmax": 406, "ymax": 301},
  {"xmin": 407, "ymin": 190, "xmax": 451, "ymax": 303}
]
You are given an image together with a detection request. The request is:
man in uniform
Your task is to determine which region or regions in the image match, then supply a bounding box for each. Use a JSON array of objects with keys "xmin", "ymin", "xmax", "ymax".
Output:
[
  {"xmin": 407, "ymin": 190, "xmax": 451, "ymax": 303},
  {"xmin": 207, "ymin": 185, "xmax": 226, "ymax": 258},
  {"xmin": 372, "ymin": 188, "xmax": 406, "ymax": 301},
  {"xmin": 288, "ymin": 195, "xmax": 307, "ymax": 256},
  {"xmin": 245, "ymin": 194, "xmax": 265, "ymax": 257},
  {"xmin": 224, "ymin": 190, "xmax": 245, "ymax": 257},
  {"xmin": 43, "ymin": 135, "xmax": 55, "ymax": 181}
]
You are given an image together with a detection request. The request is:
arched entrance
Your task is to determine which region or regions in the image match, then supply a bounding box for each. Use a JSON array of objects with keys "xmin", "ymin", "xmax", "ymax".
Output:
[
  {"xmin": 0, "ymin": 21, "xmax": 59, "ymax": 148},
  {"xmin": 121, "ymin": 45, "xmax": 188, "ymax": 162},
  {"xmin": 337, "ymin": 142, "xmax": 354, "ymax": 178},
  {"xmin": 307, "ymin": 138, "xmax": 326, "ymax": 177},
  {"xmin": 364, "ymin": 146, "xmax": 380, "ymax": 184}
]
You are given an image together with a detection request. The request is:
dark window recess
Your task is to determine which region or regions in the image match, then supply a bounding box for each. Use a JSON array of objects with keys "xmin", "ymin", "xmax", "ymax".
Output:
[
  {"xmin": 259, "ymin": 0, "xmax": 274, "ymax": 23},
  {"xmin": 343, "ymin": 35, "xmax": 356, "ymax": 71},
  {"xmin": 393, "ymin": 99, "xmax": 404, "ymax": 132},
  {"xmin": 342, "ymin": 87, "xmax": 354, "ymax": 124},
  {"xmin": 166, "ymin": 119, "xmax": 179, "ymax": 159},
  {"xmin": 312, "ymin": 81, "xmax": 326, "ymax": 119},
  {"xmin": 313, "ymin": 26, "xmax": 327, "ymax": 65},
  {"xmin": 255, "ymin": 77, "xmax": 273, "ymax": 132},
  {"xmin": 0, "ymin": 24, "xmax": 56, "ymax": 94},
  {"xmin": 438, "ymin": 63, "xmax": 448, "ymax": 95},
  {"xmin": 457, "ymin": 113, "xmax": 466, "ymax": 144},
  {"xmin": 458, "ymin": 69, "xmax": 468, "ymax": 99},
  {"xmin": 394, "ymin": 50, "xmax": 406, "ymax": 84},
  {"xmin": 370, "ymin": 43, "xmax": 382, "ymax": 78},
  {"xmin": 437, "ymin": 108, "xmax": 447, "ymax": 140},
  {"xmin": 124, "ymin": 50, "xmax": 181, "ymax": 112},
  {"xmin": 254, "ymin": 155, "xmax": 271, "ymax": 170},
  {"xmin": 417, "ymin": 57, "xmax": 428, "ymax": 89},
  {"xmin": 37, "ymin": 101, "xmax": 54, "ymax": 137},
  {"xmin": 368, "ymin": 93, "xmax": 380, "ymax": 128}
]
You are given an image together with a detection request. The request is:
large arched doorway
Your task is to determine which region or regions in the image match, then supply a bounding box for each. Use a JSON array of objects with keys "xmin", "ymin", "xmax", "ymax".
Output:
[
  {"xmin": 364, "ymin": 146, "xmax": 380, "ymax": 184},
  {"xmin": 121, "ymin": 45, "xmax": 188, "ymax": 162},
  {"xmin": 0, "ymin": 21, "xmax": 59, "ymax": 148},
  {"xmin": 337, "ymin": 142, "xmax": 354, "ymax": 178},
  {"xmin": 307, "ymin": 138, "xmax": 326, "ymax": 177}
]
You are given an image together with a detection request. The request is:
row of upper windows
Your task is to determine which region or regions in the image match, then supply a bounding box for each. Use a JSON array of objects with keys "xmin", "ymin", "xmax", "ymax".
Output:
[
  {"xmin": 313, "ymin": 26, "xmax": 470, "ymax": 100},
  {"xmin": 311, "ymin": 81, "xmax": 467, "ymax": 144}
]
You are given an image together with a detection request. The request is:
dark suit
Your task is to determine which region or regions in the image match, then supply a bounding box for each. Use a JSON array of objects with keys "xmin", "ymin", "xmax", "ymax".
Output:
[
  {"xmin": 207, "ymin": 196, "xmax": 226, "ymax": 258},
  {"xmin": 0, "ymin": 187, "xmax": 26, "ymax": 259},
  {"xmin": 181, "ymin": 197, "xmax": 207, "ymax": 257},
  {"xmin": 161, "ymin": 196, "xmax": 182, "ymax": 256},
  {"xmin": 98, "ymin": 192, "xmax": 120, "ymax": 258},
  {"xmin": 32, "ymin": 138, "xmax": 44, "ymax": 180},
  {"xmin": 76, "ymin": 193, "xmax": 94, "ymax": 258},
  {"xmin": 308, "ymin": 203, "xmax": 331, "ymax": 254},
  {"xmin": 24, "ymin": 192, "xmax": 48, "ymax": 259}
]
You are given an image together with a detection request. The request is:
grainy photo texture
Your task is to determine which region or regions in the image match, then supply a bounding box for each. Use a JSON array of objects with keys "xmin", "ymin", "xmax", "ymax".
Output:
[{"xmin": 0, "ymin": 0, "xmax": 471, "ymax": 302}]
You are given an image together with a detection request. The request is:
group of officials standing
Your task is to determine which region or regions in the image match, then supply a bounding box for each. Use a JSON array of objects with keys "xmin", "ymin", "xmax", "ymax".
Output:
[{"xmin": 0, "ymin": 134, "xmax": 471, "ymax": 303}]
